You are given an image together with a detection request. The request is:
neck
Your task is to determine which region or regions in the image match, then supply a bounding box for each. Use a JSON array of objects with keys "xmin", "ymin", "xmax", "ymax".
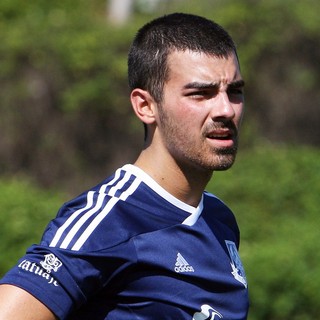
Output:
[{"xmin": 134, "ymin": 147, "xmax": 213, "ymax": 208}]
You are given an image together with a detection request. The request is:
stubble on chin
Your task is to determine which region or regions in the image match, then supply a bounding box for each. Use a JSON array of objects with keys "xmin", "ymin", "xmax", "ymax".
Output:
[{"xmin": 199, "ymin": 143, "xmax": 239, "ymax": 171}]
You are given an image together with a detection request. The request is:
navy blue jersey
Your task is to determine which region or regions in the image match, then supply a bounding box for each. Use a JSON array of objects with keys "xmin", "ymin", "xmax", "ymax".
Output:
[{"xmin": 0, "ymin": 164, "xmax": 249, "ymax": 319}]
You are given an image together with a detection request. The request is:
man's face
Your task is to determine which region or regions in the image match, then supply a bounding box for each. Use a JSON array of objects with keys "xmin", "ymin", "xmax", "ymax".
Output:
[{"xmin": 156, "ymin": 50, "xmax": 245, "ymax": 172}]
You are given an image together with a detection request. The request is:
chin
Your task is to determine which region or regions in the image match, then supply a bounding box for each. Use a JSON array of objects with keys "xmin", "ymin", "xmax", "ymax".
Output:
[
  {"xmin": 196, "ymin": 158, "xmax": 235, "ymax": 172},
  {"xmin": 214, "ymin": 163, "xmax": 235, "ymax": 171},
  {"xmin": 211, "ymin": 154, "xmax": 237, "ymax": 171}
]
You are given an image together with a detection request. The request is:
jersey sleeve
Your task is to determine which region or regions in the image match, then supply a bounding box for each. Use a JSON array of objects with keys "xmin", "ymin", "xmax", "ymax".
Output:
[{"xmin": 0, "ymin": 240, "xmax": 137, "ymax": 319}]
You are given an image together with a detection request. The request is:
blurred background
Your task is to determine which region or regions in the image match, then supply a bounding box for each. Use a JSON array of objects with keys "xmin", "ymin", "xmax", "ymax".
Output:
[{"xmin": 0, "ymin": 0, "xmax": 319, "ymax": 319}]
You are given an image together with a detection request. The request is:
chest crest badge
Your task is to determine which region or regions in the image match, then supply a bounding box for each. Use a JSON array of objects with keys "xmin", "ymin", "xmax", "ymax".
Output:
[{"xmin": 225, "ymin": 240, "xmax": 247, "ymax": 288}]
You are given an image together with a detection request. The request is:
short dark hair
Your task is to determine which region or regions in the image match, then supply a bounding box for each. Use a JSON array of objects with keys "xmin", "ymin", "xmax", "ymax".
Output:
[{"xmin": 128, "ymin": 13, "xmax": 238, "ymax": 103}]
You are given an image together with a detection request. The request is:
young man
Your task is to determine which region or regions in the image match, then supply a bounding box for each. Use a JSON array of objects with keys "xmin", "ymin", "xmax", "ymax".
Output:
[{"xmin": 0, "ymin": 13, "xmax": 248, "ymax": 319}]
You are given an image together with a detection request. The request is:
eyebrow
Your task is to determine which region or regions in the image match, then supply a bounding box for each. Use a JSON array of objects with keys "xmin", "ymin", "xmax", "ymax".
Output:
[
  {"xmin": 228, "ymin": 80, "xmax": 245, "ymax": 89},
  {"xmin": 183, "ymin": 79, "xmax": 245, "ymax": 90}
]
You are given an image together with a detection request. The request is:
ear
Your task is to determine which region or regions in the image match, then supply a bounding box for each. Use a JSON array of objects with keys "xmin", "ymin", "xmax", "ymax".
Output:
[{"xmin": 130, "ymin": 88, "xmax": 157, "ymax": 125}]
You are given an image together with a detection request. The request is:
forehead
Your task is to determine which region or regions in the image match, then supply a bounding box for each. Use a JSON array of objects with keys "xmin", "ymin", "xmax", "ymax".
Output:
[{"xmin": 166, "ymin": 50, "xmax": 242, "ymax": 85}]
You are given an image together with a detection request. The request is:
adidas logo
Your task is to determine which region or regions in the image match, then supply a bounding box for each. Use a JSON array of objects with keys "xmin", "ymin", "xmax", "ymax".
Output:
[{"xmin": 174, "ymin": 252, "xmax": 194, "ymax": 273}]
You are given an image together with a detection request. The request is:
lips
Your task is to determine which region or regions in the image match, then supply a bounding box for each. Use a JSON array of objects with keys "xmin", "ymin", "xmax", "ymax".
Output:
[{"xmin": 207, "ymin": 129, "xmax": 234, "ymax": 140}]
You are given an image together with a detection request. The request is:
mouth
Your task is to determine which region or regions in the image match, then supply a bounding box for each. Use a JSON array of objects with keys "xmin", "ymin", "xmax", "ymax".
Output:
[{"xmin": 206, "ymin": 129, "xmax": 235, "ymax": 140}]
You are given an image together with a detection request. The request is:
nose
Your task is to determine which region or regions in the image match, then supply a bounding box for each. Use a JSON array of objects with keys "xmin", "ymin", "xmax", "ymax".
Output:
[{"xmin": 210, "ymin": 92, "xmax": 236, "ymax": 120}]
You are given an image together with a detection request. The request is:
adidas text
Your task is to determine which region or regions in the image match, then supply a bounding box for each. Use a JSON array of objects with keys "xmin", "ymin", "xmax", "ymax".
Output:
[{"xmin": 175, "ymin": 265, "xmax": 195, "ymax": 273}]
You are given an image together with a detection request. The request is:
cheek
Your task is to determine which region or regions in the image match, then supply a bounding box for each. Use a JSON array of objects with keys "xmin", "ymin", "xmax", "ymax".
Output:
[
  {"xmin": 182, "ymin": 112, "xmax": 206, "ymax": 133},
  {"xmin": 163, "ymin": 98, "xmax": 208, "ymax": 131}
]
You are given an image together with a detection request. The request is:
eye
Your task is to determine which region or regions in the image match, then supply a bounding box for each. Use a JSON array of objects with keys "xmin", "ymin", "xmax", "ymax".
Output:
[
  {"xmin": 227, "ymin": 87, "xmax": 244, "ymax": 96},
  {"xmin": 186, "ymin": 90, "xmax": 206, "ymax": 96},
  {"xmin": 186, "ymin": 90, "xmax": 216, "ymax": 99},
  {"xmin": 227, "ymin": 81, "xmax": 245, "ymax": 97},
  {"xmin": 227, "ymin": 86, "xmax": 244, "ymax": 103}
]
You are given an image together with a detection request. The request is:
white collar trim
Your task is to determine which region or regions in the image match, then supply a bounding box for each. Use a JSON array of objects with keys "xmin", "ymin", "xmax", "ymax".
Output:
[{"xmin": 122, "ymin": 164, "xmax": 203, "ymax": 226}]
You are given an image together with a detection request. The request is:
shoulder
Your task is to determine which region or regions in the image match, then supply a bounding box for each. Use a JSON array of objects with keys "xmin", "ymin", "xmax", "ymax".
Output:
[
  {"xmin": 203, "ymin": 191, "xmax": 233, "ymax": 214},
  {"xmin": 202, "ymin": 191, "xmax": 240, "ymax": 240},
  {"xmin": 41, "ymin": 165, "xmax": 176, "ymax": 252}
]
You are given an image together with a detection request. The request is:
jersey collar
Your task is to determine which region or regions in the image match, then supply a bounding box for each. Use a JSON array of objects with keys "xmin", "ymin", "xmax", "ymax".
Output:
[{"xmin": 123, "ymin": 164, "xmax": 203, "ymax": 226}]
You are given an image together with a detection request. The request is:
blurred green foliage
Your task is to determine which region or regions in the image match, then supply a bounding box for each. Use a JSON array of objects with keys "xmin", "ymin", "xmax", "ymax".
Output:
[
  {"xmin": 0, "ymin": 0, "xmax": 133, "ymax": 113},
  {"xmin": 0, "ymin": 179, "xmax": 63, "ymax": 273}
]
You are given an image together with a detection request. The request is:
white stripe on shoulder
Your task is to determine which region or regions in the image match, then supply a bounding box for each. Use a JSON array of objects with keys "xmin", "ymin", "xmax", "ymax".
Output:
[
  {"xmin": 71, "ymin": 178, "xmax": 140, "ymax": 251},
  {"xmin": 50, "ymin": 190, "xmax": 95, "ymax": 247},
  {"xmin": 59, "ymin": 185, "xmax": 108, "ymax": 249},
  {"xmin": 50, "ymin": 167, "xmax": 123, "ymax": 248},
  {"xmin": 59, "ymin": 171, "xmax": 134, "ymax": 249}
]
